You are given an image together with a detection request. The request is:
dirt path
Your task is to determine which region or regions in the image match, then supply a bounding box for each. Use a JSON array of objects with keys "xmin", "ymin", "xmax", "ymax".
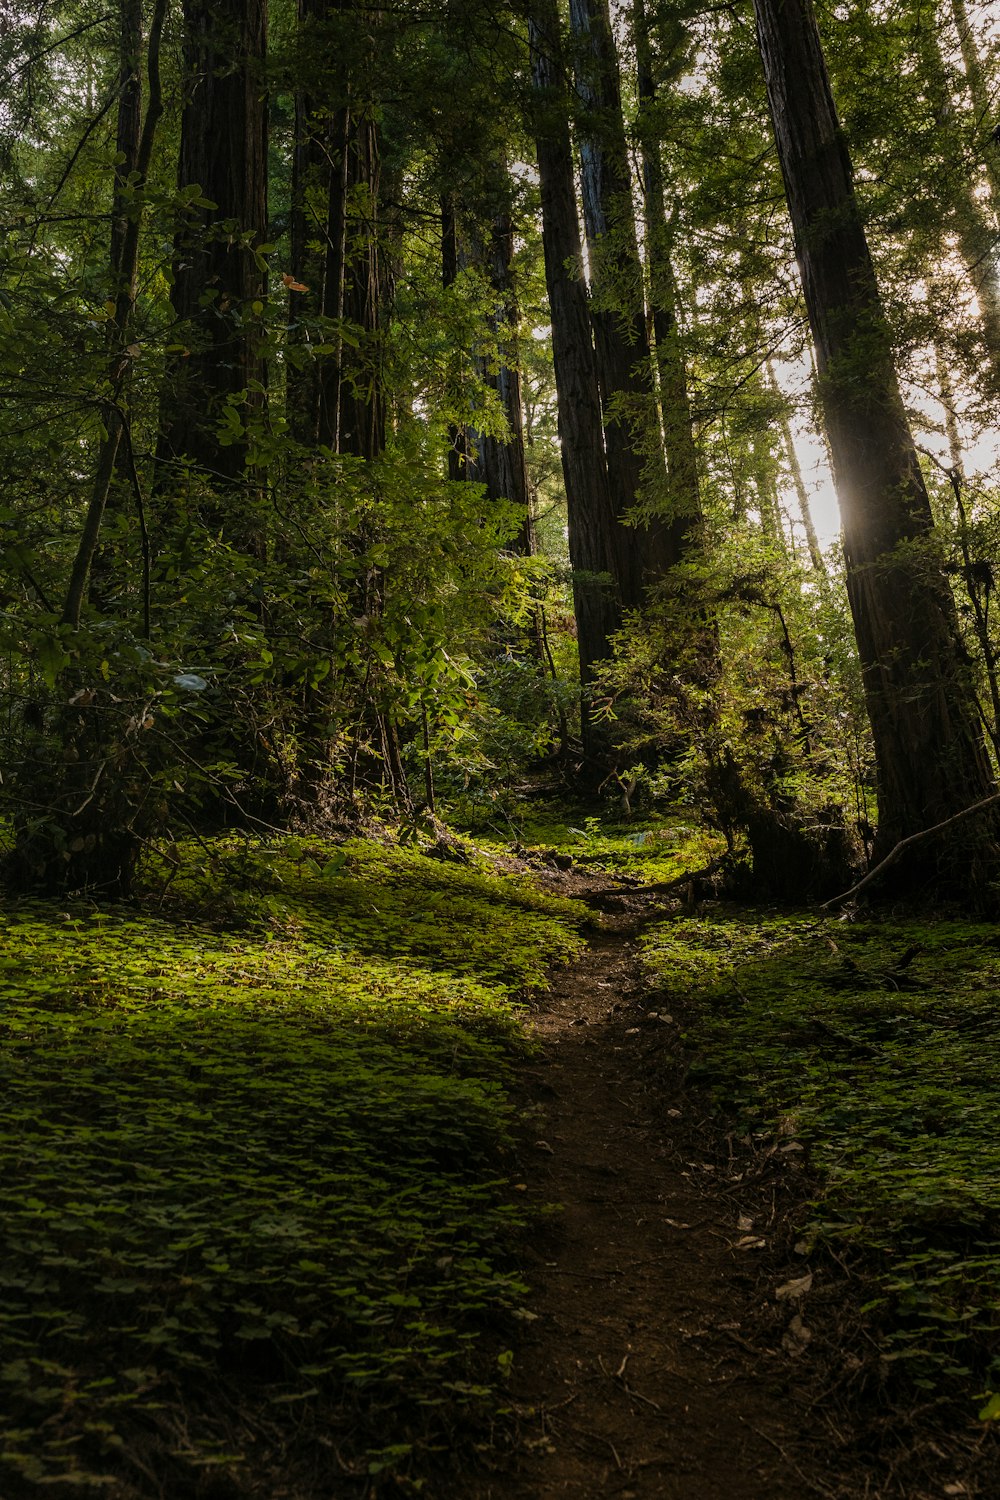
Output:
[{"xmin": 461, "ymin": 896, "xmax": 845, "ymax": 1500}]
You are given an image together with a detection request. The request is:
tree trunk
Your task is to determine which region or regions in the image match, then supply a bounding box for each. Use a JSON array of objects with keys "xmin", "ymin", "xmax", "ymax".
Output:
[
  {"xmin": 919, "ymin": 19, "xmax": 1000, "ymax": 394},
  {"xmin": 951, "ymin": 0, "xmax": 1000, "ymax": 207},
  {"xmin": 632, "ymin": 0, "xmax": 703, "ymax": 563},
  {"xmin": 441, "ymin": 194, "xmax": 472, "ymax": 481},
  {"xmin": 529, "ymin": 0, "xmax": 622, "ymax": 708},
  {"xmin": 765, "ymin": 361, "xmax": 826, "ymax": 572},
  {"xmin": 158, "ymin": 0, "xmax": 268, "ymax": 485},
  {"xmin": 468, "ymin": 212, "xmax": 534, "ymax": 554},
  {"xmin": 753, "ymin": 0, "xmax": 995, "ymax": 869},
  {"xmin": 16, "ymin": 0, "xmax": 168, "ymax": 897},
  {"xmin": 288, "ymin": 0, "xmax": 350, "ymax": 450},
  {"xmin": 288, "ymin": 0, "xmax": 383, "ymax": 459},
  {"xmin": 63, "ymin": 0, "xmax": 166, "ymax": 630},
  {"xmin": 568, "ymin": 0, "xmax": 675, "ymax": 603},
  {"xmin": 339, "ymin": 106, "xmax": 385, "ymax": 461},
  {"xmin": 110, "ymin": 0, "xmax": 143, "ymax": 289}
]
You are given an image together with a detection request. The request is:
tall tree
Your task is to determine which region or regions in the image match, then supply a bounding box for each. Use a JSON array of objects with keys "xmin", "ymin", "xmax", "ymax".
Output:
[
  {"xmin": 917, "ymin": 16, "xmax": 1000, "ymax": 394},
  {"xmin": 467, "ymin": 210, "xmax": 534, "ymax": 554},
  {"xmin": 765, "ymin": 361, "xmax": 826, "ymax": 573},
  {"xmin": 631, "ymin": 0, "xmax": 704, "ymax": 560},
  {"xmin": 158, "ymin": 0, "xmax": 268, "ymax": 485},
  {"xmin": 288, "ymin": 1, "xmax": 386, "ymax": 460},
  {"xmin": 529, "ymin": 0, "xmax": 622, "ymax": 712},
  {"xmin": 62, "ymin": 0, "xmax": 167, "ymax": 632},
  {"xmin": 568, "ymin": 0, "xmax": 677, "ymax": 601},
  {"xmin": 288, "ymin": 0, "xmax": 349, "ymax": 449},
  {"xmin": 951, "ymin": 0, "xmax": 1000, "ymax": 206},
  {"xmin": 753, "ymin": 0, "xmax": 996, "ymax": 870}
]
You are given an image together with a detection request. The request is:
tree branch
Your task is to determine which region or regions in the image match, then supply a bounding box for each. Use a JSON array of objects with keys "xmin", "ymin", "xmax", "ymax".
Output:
[{"xmin": 822, "ymin": 791, "xmax": 1000, "ymax": 908}]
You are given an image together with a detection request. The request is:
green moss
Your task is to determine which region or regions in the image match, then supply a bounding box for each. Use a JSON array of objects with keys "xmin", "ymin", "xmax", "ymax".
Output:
[
  {"xmin": 643, "ymin": 911, "xmax": 1000, "ymax": 1400},
  {"xmin": 0, "ymin": 837, "xmax": 586, "ymax": 1493},
  {"xmin": 509, "ymin": 810, "xmax": 725, "ymax": 885}
]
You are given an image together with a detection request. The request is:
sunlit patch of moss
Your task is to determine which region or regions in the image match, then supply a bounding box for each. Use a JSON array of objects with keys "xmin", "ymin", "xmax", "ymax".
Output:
[
  {"xmin": 502, "ymin": 810, "xmax": 725, "ymax": 885},
  {"xmin": 145, "ymin": 835, "xmax": 588, "ymax": 991},
  {"xmin": 643, "ymin": 911, "xmax": 1000, "ymax": 1402},
  {"xmin": 0, "ymin": 837, "xmax": 587, "ymax": 1494}
]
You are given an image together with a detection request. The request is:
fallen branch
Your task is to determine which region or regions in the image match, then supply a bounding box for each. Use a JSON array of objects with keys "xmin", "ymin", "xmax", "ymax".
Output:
[
  {"xmin": 632, "ymin": 852, "xmax": 736, "ymax": 899},
  {"xmin": 821, "ymin": 790, "xmax": 1000, "ymax": 908}
]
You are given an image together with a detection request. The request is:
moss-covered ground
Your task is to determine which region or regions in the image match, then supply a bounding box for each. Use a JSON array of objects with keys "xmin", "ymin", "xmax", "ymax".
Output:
[
  {"xmin": 9, "ymin": 805, "xmax": 1000, "ymax": 1494},
  {"xmin": 0, "ymin": 837, "xmax": 587, "ymax": 1496},
  {"xmin": 642, "ymin": 909, "xmax": 1000, "ymax": 1416},
  {"xmin": 502, "ymin": 808, "xmax": 725, "ymax": 886}
]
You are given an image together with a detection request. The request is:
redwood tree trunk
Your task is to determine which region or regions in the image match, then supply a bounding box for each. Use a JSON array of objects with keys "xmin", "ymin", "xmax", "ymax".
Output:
[
  {"xmin": 529, "ymin": 0, "xmax": 621, "ymax": 703},
  {"xmin": 632, "ymin": 0, "xmax": 703, "ymax": 561},
  {"xmin": 753, "ymin": 0, "xmax": 995, "ymax": 862},
  {"xmin": 441, "ymin": 194, "xmax": 471, "ymax": 481},
  {"xmin": 920, "ymin": 21, "xmax": 1000, "ymax": 395},
  {"xmin": 159, "ymin": 0, "xmax": 268, "ymax": 485},
  {"xmin": 110, "ymin": 0, "xmax": 143, "ymax": 289},
  {"xmin": 288, "ymin": 0, "xmax": 350, "ymax": 449},
  {"xmin": 288, "ymin": 0, "xmax": 382, "ymax": 458},
  {"xmin": 568, "ymin": 0, "xmax": 675, "ymax": 603},
  {"xmin": 339, "ymin": 107, "xmax": 385, "ymax": 461},
  {"xmin": 440, "ymin": 194, "xmax": 533, "ymax": 551},
  {"xmin": 468, "ymin": 213, "xmax": 534, "ymax": 554}
]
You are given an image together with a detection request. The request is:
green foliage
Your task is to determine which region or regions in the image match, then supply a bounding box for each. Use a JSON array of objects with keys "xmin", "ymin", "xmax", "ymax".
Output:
[
  {"xmin": 596, "ymin": 538, "xmax": 868, "ymax": 896},
  {"xmin": 0, "ymin": 837, "xmax": 586, "ymax": 1493},
  {"xmin": 507, "ymin": 809, "xmax": 724, "ymax": 886},
  {"xmin": 643, "ymin": 909, "xmax": 1000, "ymax": 1402}
]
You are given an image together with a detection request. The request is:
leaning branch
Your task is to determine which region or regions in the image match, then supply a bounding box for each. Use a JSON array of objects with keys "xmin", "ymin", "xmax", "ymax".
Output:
[{"xmin": 821, "ymin": 790, "xmax": 1000, "ymax": 908}]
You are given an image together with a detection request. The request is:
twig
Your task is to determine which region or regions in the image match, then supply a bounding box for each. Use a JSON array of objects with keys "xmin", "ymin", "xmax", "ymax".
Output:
[
  {"xmin": 821, "ymin": 790, "xmax": 1000, "ymax": 908},
  {"xmin": 622, "ymin": 1381, "xmax": 663, "ymax": 1412},
  {"xmin": 738, "ymin": 1416, "xmax": 837, "ymax": 1498},
  {"xmin": 71, "ymin": 759, "xmax": 107, "ymax": 817},
  {"xmin": 541, "ymin": 1392, "xmax": 578, "ymax": 1414},
  {"xmin": 120, "ymin": 418, "xmax": 151, "ymax": 639}
]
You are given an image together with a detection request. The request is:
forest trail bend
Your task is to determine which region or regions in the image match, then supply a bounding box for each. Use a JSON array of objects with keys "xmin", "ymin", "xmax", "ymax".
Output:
[{"xmin": 461, "ymin": 896, "xmax": 839, "ymax": 1500}]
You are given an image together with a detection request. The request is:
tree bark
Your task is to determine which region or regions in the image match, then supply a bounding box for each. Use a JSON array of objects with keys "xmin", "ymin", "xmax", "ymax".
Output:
[
  {"xmin": 632, "ymin": 0, "xmax": 703, "ymax": 563},
  {"xmin": 288, "ymin": 0, "xmax": 350, "ymax": 449},
  {"xmin": 288, "ymin": 0, "xmax": 384, "ymax": 459},
  {"xmin": 765, "ymin": 361, "xmax": 826, "ymax": 572},
  {"xmin": 339, "ymin": 106, "xmax": 385, "ymax": 461},
  {"xmin": 110, "ymin": 0, "xmax": 143, "ymax": 289},
  {"xmin": 62, "ymin": 0, "xmax": 166, "ymax": 629},
  {"xmin": 529, "ymin": 0, "xmax": 622, "ymax": 705},
  {"xmin": 568, "ymin": 0, "xmax": 675, "ymax": 603},
  {"xmin": 468, "ymin": 212, "xmax": 534, "ymax": 554},
  {"xmin": 158, "ymin": 0, "xmax": 268, "ymax": 485},
  {"xmin": 753, "ymin": 0, "xmax": 995, "ymax": 864},
  {"xmin": 441, "ymin": 193, "xmax": 472, "ymax": 481}
]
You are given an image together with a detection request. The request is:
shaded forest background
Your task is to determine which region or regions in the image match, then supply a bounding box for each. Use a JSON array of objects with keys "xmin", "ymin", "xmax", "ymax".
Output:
[{"xmin": 1, "ymin": 0, "xmax": 999, "ymax": 899}]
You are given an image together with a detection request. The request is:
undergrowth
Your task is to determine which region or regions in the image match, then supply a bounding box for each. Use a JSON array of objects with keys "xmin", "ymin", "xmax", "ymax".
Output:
[
  {"xmin": 642, "ymin": 910, "xmax": 1000, "ymax": 1413},
  {"xmin": 0, "ymin": 837, "xmax": 588, "ymax": 1496},
  {"xmin": 500, "ymin": 809, "xmax": 724, "ymax": 886}
]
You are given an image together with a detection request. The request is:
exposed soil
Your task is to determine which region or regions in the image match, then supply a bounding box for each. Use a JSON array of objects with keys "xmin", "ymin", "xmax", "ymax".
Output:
[{"xmin": 452, "ymin": 883, "xmax": 993, "ymax": 1500}]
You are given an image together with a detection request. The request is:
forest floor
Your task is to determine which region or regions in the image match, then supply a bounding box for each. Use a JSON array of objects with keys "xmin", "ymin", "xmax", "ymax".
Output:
[
  {"xmin": 3, "ymin": 824, "xmax": 1000, "ymax": 1499},
  {"xmin": 452, "ymin": 869, "xmax": 999, "ymax": 1500}
]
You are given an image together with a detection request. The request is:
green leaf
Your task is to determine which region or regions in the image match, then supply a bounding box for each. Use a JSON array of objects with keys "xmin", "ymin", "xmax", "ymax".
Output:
[{"xmin": 979, "ymin": 1393, "xmax": 1000, "ymax": 1422}]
